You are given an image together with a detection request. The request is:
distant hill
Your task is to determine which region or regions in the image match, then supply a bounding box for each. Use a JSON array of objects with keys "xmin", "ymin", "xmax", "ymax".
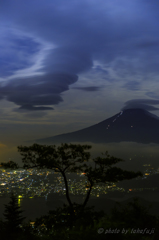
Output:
[
  {"xmin": 37, "ymin": 108, "xmax": 159, "ymax": 144},
  {"xmin": 117, "ymin": 173, "xmax": 159, "ymax": 189},
  {"xmin": 87, "ymin": 195, "xmax": 159, "ymax": 216}
]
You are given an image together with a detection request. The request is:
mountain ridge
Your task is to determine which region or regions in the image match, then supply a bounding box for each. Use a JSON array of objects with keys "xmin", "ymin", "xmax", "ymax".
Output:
[{"xmin": 36, "ymin": 108, "xmax": 159, "ymax": 144}]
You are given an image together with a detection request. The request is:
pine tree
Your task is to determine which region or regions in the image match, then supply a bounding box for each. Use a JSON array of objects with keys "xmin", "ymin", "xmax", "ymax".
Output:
[
  {"xmin": 3, "ymin": 192, "xmax": 25, "ymax": 235},
  {"xmin": 1, "ymin": 143, "xmax": 142, "ymax": 230}
]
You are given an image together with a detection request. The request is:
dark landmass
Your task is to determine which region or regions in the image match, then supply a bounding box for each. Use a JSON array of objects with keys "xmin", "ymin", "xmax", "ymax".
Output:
[
  {"xmin": 37, "ymin": 108, "xmax": 159, "ymax": 144},
  {"xmin": 117, "ymin": 173, "xmax": 159, "ymax": 189},
  {"xmin": 1, "ymin": 191, "xmax": 159, "ymax": 222}
]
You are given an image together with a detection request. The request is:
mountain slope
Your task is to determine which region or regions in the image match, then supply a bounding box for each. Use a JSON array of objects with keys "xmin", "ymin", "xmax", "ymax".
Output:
[{"xmin": 37, "ymin": 109, "xmax": 159, "ymax": 144}]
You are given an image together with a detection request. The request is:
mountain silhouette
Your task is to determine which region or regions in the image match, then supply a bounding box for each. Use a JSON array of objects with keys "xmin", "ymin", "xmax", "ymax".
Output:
[{"xmin": 37, "ymin": 108, "xmax": 159, "ymax": 144}]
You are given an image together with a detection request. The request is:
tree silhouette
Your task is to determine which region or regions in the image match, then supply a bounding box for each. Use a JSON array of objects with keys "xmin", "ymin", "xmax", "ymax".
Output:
[
  {"xmin": 1, "ymin": 143, "xmax": 142, "ymax": 228},
  {"xmin": 3, "ymin": 192, "xmax": 25, "ymax": 237}
]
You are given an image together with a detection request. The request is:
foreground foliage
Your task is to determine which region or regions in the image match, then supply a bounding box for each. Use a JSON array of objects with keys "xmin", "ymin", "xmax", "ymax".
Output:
[
  {"xmin": 0, "ymin": 143, "xmax": 148, "ymax": 239},
  {"xmin": 1, "ymin": 143, "xmax": 142, "ymax": 227},
  {"xmin": 0, "ymin": 197, "xmax": 156, "ymax": 240}
]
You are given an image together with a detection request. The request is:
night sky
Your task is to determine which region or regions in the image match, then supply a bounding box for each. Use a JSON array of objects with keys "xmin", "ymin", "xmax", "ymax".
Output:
[{"xmin": 0, "ymin": 0, "xmax": 159, "ymax": 162}]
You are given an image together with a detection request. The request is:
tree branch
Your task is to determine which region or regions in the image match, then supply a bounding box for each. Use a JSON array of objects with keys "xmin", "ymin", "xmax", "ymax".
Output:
[
  {"xmin": 60, "ymin": 170, "xmax": 73, "ymax": 208},
  {"xmin": 82, "ymin": 180, "xmax": 93, "ymax": 208}
]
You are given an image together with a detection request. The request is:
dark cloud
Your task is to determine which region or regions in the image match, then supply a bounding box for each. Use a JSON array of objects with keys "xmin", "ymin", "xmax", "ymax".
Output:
[
  {"xmin": 1, "ymin": 0, "xmax": 159, "ymax": 111},
  {"xmin": 146, "ymin": 92, "xmax": 159, "ymax": 99},
  {"xmin": 73, "ymin": 86, "xmax": 101, "ymax": 92},
  {"xmin": 0, "ymin": 73, "xmax": 78, "ymax": 110},
  {"xmin": 18, "ymin": 105, "xmax": 53, "ymax": 111},
  {"xmin": 122, "ymin": 99, "xmax": 159, "ymax": 111},
  {"xmin": 44, "ymin": 46, "xmax": 93, "ymax": 75},
  {"xmin": 122, "ymin": 81, "xmax": 140, "ymax": 91},
  {"xmin": 136, "ymin": 40, "xmax": 159, "ymax": 48},
  {"xmin": 2, "ymin": 0, "xmax": 159, "ymax": 66}
]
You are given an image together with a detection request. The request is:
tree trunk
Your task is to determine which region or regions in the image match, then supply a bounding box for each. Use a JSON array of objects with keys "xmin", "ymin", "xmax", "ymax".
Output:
[
  {"xmin": 61, "ymin": 171, "xmax": 75, "ymax": 228},
  {"xmin": 82, "ymin": 183, "xmax": 93, "ymax": 208}
]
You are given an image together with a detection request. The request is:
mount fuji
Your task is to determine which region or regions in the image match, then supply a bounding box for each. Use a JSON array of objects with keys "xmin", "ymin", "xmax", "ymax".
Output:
[{"xmin": 37, "ymin": 109, "xmax": 159, "ymax": 144}]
